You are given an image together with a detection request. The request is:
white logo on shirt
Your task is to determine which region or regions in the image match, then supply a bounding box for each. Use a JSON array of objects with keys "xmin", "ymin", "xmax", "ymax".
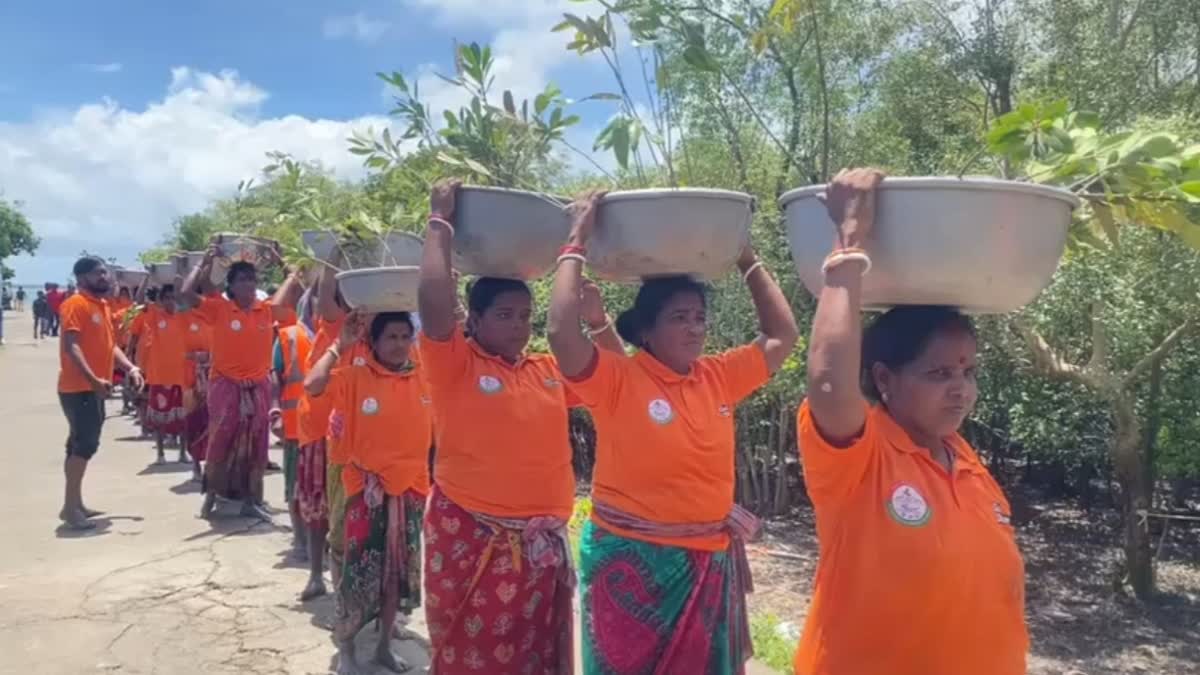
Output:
[
  {"xmin": 352, "ymin": 356, "xmax": 367, "ymax": 367},
  {"xmin": 91, "ymin": 313, "xmax": 102, "ymax": 324},
  {"xmin": 886, "ymin": 483, "xmax": 931, "ymax": 527},
  {"xmin": 478, "ymin": 375, "xmax": 503, "ymax": 395},
  {"xmin": 157, "ymin": 319, "xmax": 167, "ymax": 329},
  {"xmin": 718, "ymin": 404, "xmax": 732, "ymax": 417},
  {"xmin": 648, "ymin": 399, "xmax": 674, "ymax": 425},
  {"xmin": 229, "ymin": 319, "xmax": 242, "ymax": 332},
  {"xmin": 189, "ymin": 323, "xmax": 200, "ymax": 332},
  {"xmin": 361, "ymin": 397, "xmax": 379, "ymax": 415}
]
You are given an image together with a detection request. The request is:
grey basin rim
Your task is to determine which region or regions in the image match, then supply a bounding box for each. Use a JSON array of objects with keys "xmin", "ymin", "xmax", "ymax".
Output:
[
  {"xmin": 335, "ymin": 265, "xmax": 420, "ymax": 280},
  {"xmin": 601, "ymin": 187, "xmax": 753, "ymax": 204},
  {"xmin": 460, "ymin": 185, "xmax": 567, "ymax": 204},
  {"xmin": 778, "ymin": 177, "xmax": 1081, "ymax": 210}
]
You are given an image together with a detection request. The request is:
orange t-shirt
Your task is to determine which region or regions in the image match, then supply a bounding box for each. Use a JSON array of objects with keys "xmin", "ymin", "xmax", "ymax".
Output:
[
  {"xmin": 137, "ymin": 308, "xmax": 188, "ymax": 387},
  {"xmin": 320, "ymin": 357, "xmax": 433, "ymax": 498},
  {"xmin": 793, "ymin": 401, "xmax": 1027, "ymax": 675},
  {"xmin": 298, "ymin": 316, "xmax": 366, "ymax": 447},
  {"xmin": 567, "ymin": 345, "xmax": 769, "ymax": 551},
  {"xmin": 194, "ymin": 295, "xmax": 286, "ymax": 381},
  {"xmin": 420, "ymin": 327, "xmax": 576, "ymax": 520},
  {"xmin": 181, "ymin": 312, "xmax": 212, "ymax": 389},
  {"xmin": 58, "ymin": 292, "xmax": 115, "ymax": 393}
]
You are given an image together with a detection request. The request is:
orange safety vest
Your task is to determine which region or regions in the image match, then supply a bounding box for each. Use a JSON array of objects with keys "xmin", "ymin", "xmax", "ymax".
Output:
[{"xmin": 278, "ymin": 325, "xmax": 313, "ymax": 441}]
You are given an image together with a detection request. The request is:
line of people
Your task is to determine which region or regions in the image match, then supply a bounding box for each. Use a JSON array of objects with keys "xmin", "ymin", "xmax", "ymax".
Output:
[{"xmin": 55, "ymin": 169, "xmax": 1026, "ymax": 675}]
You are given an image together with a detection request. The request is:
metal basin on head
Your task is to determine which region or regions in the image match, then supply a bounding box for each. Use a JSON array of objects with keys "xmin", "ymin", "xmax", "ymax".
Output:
[
  {"xmin": 781, "ymin": 177, "xmax": 1079, "ymax": 314},
  {"xmin": 587, "ymin": 188, "xmax": 753, "ymax": 283},
  {"xmin": 209, "ymin": 233, "xmax": 279, "ymax": 286},
  {"xmin": 335, "ymin": 266, "xmax": 421, "ymax": 313},
  {"xmin": 451, "ymin": 186, "xmax": 570, "ymax": 281},
  {"xmin": 302, "ymin": 230, "xmax": 424, "ymax": 270},
  {"xmin": 147, "ymin": 263, "xmax": 177, "ymax": 286}
]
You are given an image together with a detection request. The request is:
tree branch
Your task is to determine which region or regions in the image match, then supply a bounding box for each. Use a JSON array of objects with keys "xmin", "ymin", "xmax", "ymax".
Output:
[
  {"xmin": 1011, "ymin": 318, "xmax": 1098, "ymax": 389},
  {"xmin": 1122, "ymin": 316, "xmax": 1197, "ymax": 390},
  {"xmin": 1088, "ymin": 302, "xmax": 1110, "ymax": 373}
]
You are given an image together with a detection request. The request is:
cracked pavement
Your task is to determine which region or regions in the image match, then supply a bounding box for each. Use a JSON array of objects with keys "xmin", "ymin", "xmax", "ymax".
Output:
[{"xmin": 0, "ymin": 323, "xmax": 431, "ymax": 675}]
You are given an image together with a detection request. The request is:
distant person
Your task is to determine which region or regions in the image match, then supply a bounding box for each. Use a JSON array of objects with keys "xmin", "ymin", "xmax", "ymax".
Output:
[
  {"xmin": 138, "ymin": 285, "xmax": 189, "ymax": 465},
  {"xmin": 16, "ymin": 287, "xmax": 26, "ymax": 312},
  {"xmin": 57, "ymin": 256, "xmax": 144, "ymax": 530},
  {"xmin": 33, "ymin": 290, "xmax": 48, "ymax": 339},
  {"xmin": 46, "ymin": 283, "xmax": 66, "ymax": 337}
]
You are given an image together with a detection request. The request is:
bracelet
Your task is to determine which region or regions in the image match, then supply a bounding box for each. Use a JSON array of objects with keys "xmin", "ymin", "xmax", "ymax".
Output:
[
  {"xmin": 428, "ymin": 216, "xmax": 455, "ymax": 236},
  {"xmin": 587, "ymin": 317, "xmax": 613, "ymax": 336},
  {"xmin": 556, "ymin": 253, "xmax": 587, "ymax": 266},
  {"xmin": 821, "ymin": 249, "xmax": 873, "ymax": 276},
  {"xmin": 741, "ymin": 261, "xmax": 764, "ymax": 283},
  {"xmin": 327, "ymin": 346, "xmax": 342, "ymax": 361},
  {"xmin": 559, "ymin": 244, "xmax": 587, "ymax": 257}
]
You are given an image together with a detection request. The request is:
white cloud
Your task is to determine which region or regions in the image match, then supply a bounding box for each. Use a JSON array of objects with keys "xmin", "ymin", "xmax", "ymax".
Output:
[
  {"xmin": 322, "ymin": 12, "xmax": 390, "ymax": 44},
  {"xmin": 0, "ymin": 67, "xmax": 391, "ymax": 280},
  {"xmin": 80, "ymin": 62, "xmax": 123, "ymax": 74}
]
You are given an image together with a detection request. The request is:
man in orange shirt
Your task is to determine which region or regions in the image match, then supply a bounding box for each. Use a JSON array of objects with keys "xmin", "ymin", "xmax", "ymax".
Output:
[
  {"xmin": 180, "ymin": 243, "xmax": 301, "ymax": 521},
  {"xmin": 57, "ymin": 257, "xmax": 144, "ymax": 530},
  {"xmin": 140, "ymin": 284, "xmax": 189, "ymax": 465}
]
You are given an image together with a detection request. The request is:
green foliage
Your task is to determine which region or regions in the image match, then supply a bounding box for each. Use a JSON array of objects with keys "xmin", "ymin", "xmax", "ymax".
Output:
[
  {"xmin": 353, "ymin": 43, "xmax": 576, "ymax": 189},
  {"xmin": 0, "ymin": 198, "xmax": 39, "ymax": 260},
  {"xmin": 750, "ymin": 613, "xmax": 798, "ymax": 673},
  {"xmin": 986, "ymin": 101, "xmax": 1200, "ymax": 249}
]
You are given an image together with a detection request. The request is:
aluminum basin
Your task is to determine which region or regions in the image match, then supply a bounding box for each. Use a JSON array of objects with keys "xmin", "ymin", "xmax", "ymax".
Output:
[
  {"xmin": 147, "ymin": 263, "xmax": 177, "ymax": 285},
  {"xmin": 452, "ymin": 187, "xmax": 570, "ymax": 281},
  {"xmin": 781, "ymin": 177, "xmax": 1078, "ymax": 314},
  {"xmin": 302, "ymin": 230, "xmax": 424, "ymax": 270},
  {"xmin": 209, "ymin": 233, "xmax": 279, "ymax": 285},
  {"xmin": 335, "ymin": 266, "xmax": 420, "ymax": 313},
  {"xmin": 588, "ymin": 188, "xmax": 753, "ymax": 282},
  {"xmin": 115, "ymin": 269, "xmax": 149, "ymax": 289}
]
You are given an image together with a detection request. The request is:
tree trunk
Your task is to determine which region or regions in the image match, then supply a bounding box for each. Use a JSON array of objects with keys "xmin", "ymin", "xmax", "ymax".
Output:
[
  {"xmin": 773, "ymin": 401, "xmax": 791, "ymax": 516},
  {"xmin": 1111, "ymin": 393, "xmax": 1155, "ymax": 600}
]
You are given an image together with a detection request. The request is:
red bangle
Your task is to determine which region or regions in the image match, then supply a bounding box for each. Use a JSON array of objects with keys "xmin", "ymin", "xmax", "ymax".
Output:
[{"xmin": 559, "ymin": 244, "xmax": 587, "ymax": 256}]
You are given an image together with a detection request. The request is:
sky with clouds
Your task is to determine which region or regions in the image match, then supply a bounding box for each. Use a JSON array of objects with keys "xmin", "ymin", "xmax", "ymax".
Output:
[{"xmin": 0, "ymin": 0, "xmax": 618, "ymax": 284}]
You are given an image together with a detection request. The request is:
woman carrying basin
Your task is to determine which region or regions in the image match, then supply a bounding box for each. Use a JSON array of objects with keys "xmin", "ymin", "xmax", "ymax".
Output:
[
  {"xmin": 793, "ymin": 168, "xmax": 1026, "ymax": 674},
  {"xmin": 305, "ymin": 309, "xmax": 430, "ymax": 675},
  {"xmin": 547, "ymin": 190, "xmax": 799, "ymax": 674},
  {"xmin": 418, "ymin": 179, "xmax": 623, "ymax": 674}
]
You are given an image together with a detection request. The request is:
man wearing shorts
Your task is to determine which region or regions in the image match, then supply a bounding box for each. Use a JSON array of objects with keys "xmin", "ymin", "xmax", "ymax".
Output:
[{"xmin": 58, "ymin": 256, "xmax": 144, "ymax": 530}]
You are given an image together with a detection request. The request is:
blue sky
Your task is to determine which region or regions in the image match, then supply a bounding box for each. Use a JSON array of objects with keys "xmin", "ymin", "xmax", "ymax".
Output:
[{"xmin": 0, "ymin": 0, "xmax": 618, "ymax": 284}]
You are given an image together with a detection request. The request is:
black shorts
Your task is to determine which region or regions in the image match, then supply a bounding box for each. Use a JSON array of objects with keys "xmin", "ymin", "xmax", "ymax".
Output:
[{"xmin": 60, "ymin": 391, "xmax": 106, "ymax": 460}]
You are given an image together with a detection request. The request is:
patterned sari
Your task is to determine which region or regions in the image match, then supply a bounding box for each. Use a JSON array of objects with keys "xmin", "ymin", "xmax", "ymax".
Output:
[
  {"xmin": 296, "ymin": 438, "xmax": 329, "ymax": 528},
  {"xmin": 334, "ymin": 483, "xmax": 424, "ymax": 642},
  {"xmin": 424, "ymin": 485, "xmax": 574, "ymax": 675},
  {"xmin": 204, "ymin": 374, "xmax": 270, "ymax": 500},
  {"xmin": 145, "ymin": 384, "xmax": 185, "ymax": 434},
  {"xmin": 579, "ymin": 502, "xmax": 759, "ymax": 675},
  {"xmin": 184, "ymin": 362, "xmax": 209, "ymax": 462}
]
